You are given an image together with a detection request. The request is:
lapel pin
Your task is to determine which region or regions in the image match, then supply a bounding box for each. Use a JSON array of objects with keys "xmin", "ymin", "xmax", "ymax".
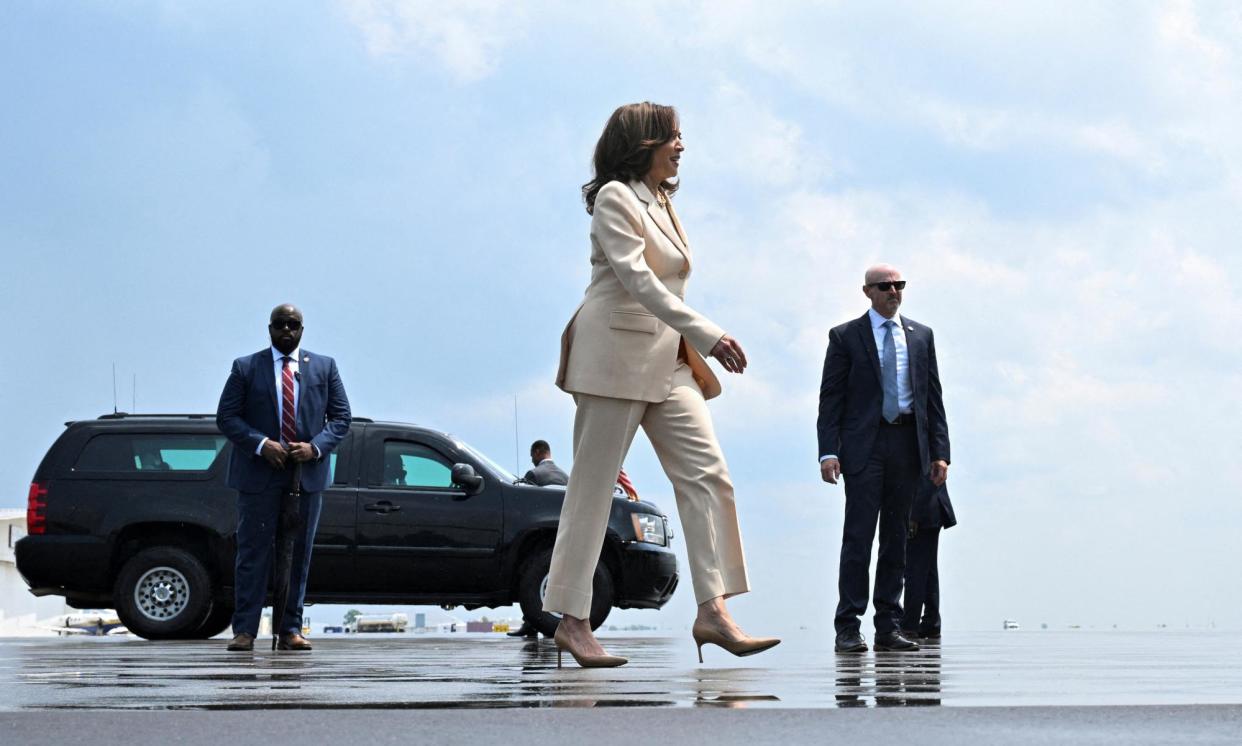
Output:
[{"xmin": 906, "ymin": 325, "xmax": 914, "ymax": 331}]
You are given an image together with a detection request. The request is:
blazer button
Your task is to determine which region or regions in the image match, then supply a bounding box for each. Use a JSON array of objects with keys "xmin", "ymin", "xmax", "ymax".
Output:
[{"xmin": 678, "ymin": 270, "xmax": 687, "ymax": 279}]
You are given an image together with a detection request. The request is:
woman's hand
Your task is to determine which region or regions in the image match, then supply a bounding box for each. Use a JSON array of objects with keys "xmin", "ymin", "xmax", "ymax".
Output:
[{"xmin": 710, "ymin": 335, "xmax": 748, "ymax": 374}]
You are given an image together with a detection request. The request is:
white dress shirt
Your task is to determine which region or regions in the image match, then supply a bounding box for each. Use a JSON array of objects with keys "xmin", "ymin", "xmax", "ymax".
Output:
[
  {"xmin": 820, "ymin": 309, "xmax": 914, "ymax": 463},
  {"xmin": 256, "ymin": 346, "xmax": 307, "ymax": 455}
]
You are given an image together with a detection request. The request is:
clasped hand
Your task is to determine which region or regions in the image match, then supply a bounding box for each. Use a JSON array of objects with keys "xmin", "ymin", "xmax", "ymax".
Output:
[{"xmin": 261, "ymin": 440, "xmax": 315, "ymax": 469}]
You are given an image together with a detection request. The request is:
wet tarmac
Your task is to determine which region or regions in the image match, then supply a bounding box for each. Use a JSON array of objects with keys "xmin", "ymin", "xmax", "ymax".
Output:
[{"xmin": 1, "ymin": 630, "xmax": 1239, "ymax": 711}]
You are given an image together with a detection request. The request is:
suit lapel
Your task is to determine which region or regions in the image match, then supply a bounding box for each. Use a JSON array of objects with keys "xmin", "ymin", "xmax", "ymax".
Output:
[
  {"xmin": 902, "ymin": 317, "xmax": 924, "ymax": 398},
  {"xmin": 647, "ymin": 201, "xmax": 689, "ymax": 260},
  {"xmin": 296, "ymin": 351, "xmax": 313, "ymax": 430},
  {"xmin": 630, "ymin": 180, "xmax": 690, "ymax": 264},
  {"xmin": 666, "ymin": 200, "xmax": 692, "ymax": 260},
  {"xmin": 258, "ymin": 349, "xmax": 279, "ymax": 418},
  {"xmin": 857, "ymin": 313, "xmax": 881, "ymax": 384}
]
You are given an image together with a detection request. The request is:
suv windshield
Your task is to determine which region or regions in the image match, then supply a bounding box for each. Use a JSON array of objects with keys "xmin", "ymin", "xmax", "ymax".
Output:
[{"xmin": 455, "ymin": 440, "xmax": 518, "ymax": 483}]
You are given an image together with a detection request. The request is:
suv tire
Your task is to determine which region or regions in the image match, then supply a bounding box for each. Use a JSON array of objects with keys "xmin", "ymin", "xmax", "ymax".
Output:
[
  {"xmin": 189, "ymin": 601, "xmax": 235, "ymax": 640},
  {"xmin": 114, "ymin": 546, "xmax": 213, "ymax": 640},
  {"xmin": 517, "ymin": 546, "xmax": 613, "ymax": 638}
]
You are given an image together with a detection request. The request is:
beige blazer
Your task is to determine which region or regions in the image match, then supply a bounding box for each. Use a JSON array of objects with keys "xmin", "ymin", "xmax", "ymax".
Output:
[{"xmin": 556, "ymin": 179, "xmax": 724, "ymax": 403}]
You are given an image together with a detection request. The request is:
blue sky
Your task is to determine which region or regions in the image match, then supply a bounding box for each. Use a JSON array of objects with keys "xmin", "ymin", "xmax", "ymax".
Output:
[{"xmin": 3, "ymin": 1, "xmax": 1241, "ymax": 632}]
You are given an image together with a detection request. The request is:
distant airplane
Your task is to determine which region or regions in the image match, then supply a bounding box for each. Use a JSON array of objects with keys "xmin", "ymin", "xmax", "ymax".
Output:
[{"xmin": 39, "ymin": 610, "xmax": 127, "ymax": 636}]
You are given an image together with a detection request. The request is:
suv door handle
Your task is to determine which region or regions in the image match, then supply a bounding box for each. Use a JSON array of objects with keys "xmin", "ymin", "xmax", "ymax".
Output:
[{"xmin": 363, "ymin": 500, "xmax": 401, "ymax": 514}]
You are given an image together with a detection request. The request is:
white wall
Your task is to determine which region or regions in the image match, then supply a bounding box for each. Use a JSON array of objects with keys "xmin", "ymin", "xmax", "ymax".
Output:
[{"xmin": 0, "ymin": 513, "xmax": 67, "ymax": 635}]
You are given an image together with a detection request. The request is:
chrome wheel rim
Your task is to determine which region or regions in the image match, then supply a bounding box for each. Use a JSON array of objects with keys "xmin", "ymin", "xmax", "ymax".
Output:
[{"xmin": 133, "ymin": 566, "xmax": 190, "ymax": 622}]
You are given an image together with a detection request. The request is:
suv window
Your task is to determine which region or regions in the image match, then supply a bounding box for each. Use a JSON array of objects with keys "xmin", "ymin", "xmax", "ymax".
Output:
[
  {"xmin": 74, "ymin": 434, "xmax": 227, "ymax": 472},
  {"xmin": 381, "ymin": 441, "xmax": 452, "ymax": 488}
]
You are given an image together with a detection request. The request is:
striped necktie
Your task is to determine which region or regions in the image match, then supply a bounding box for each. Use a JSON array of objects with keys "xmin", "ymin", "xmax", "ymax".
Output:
[{"xmin": 281, "ymin": 356, "xmax": 297, "ymax": 444}]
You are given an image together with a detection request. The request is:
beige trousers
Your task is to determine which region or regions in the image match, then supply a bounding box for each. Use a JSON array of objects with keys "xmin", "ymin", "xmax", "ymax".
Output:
[{"xmin": 543, "ymin": 365, "xmax": 750, "ymax": 619}]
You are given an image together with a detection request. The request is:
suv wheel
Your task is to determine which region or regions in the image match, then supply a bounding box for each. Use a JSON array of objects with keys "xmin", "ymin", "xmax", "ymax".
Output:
[
  {"xmin": 114, "ymin": 546, "xmax": 213, "ymax": 640},
  {"xmin": 189, "ymin": 601, "xmax": 235, "ymax": 640},
  {"xmin": 517, "ymin": 546, "xmax": 613, "ymax": 638}
]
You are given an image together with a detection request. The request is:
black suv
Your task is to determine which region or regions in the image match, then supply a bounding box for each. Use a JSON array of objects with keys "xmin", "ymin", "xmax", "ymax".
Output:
[{"xmin": 16, "ymin": 414, "xmax": 678, "ymax": 640}]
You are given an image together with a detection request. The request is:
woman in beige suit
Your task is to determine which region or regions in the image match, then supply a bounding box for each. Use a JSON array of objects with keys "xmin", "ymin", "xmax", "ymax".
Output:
[{"xmin": 546, "ymin": 102, "xmax": 779, "ymax": 668}]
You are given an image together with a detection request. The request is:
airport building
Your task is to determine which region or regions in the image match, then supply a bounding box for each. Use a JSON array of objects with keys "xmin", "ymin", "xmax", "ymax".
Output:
[{"xmin": 0, "ymin": 509, "xmax": 67, "ymax": 634}]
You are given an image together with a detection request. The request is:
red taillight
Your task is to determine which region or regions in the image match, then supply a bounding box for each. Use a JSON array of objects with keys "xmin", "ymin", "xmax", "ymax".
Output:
[{"xmin": 27, "ymin": 482, "xmax": 48, "ymax": 535}]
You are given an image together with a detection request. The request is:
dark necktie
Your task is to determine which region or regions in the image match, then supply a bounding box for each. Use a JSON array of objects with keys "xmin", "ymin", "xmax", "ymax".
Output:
[{"xmin": 281, "ymin": 356, "xmax": 297, "ymax": 444}]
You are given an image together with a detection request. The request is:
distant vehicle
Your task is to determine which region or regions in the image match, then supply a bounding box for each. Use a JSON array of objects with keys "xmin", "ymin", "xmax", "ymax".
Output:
[
  {"xmin": 348, "ymin": 613, "xmax": 408, "ymax": 633},
  {"xmin": 1003, "ymin": 619, "xmax": 1020, "ymax": 630},
  {"xmin": 16, "ymin": 414, "xmax": 678, "ymax": 640}
]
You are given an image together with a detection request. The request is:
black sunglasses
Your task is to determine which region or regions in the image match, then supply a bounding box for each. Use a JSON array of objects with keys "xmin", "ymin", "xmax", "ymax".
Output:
[
  {"xmin": 270, "ymin": 320, "xmax": 303, "ymax": 331},
  {"xmin": 868, "ymin": 281, "xmax": 906, "ymax": 291}
]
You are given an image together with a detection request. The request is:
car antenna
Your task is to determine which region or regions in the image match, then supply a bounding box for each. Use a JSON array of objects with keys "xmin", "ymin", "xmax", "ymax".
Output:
[
  {"xmin": 513, "ymin": 394, "xmax": 519, "ymax": 474},
  {"xmin": 112, "ymin": 363, "xmax": 118, "ymax": 414}
]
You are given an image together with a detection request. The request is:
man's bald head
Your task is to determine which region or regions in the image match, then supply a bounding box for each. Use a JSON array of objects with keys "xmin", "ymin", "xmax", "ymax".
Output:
[
  {"xmin": 268, "ymin": 304, "xmax": 304, "ymax": 355},
  {"xmin": 864, "ymin": 264, "xmax": 900, "ymax": 285},
  {"xmin": 270, "ymin": 304, "xmax": 303, "ymax": 324},
  {"xmin": 861, "ymin": 265, "xmax": 904, "ymax": 318}
]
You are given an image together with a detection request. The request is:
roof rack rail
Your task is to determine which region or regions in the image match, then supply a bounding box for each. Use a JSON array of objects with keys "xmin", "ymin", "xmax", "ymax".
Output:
[
  {"xmin": 96, "ymin": 413, "xmax": 374, "ymax": 423},
  {"xmin": 97, "ymin": 413, "xmax": 216, "ymax": 420}
]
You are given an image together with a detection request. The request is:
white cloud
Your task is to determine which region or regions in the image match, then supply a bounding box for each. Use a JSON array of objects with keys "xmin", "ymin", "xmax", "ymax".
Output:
[
  {"xmin": 690, "ymin": 81, "xmax": 831, "ymax": 188},
  {"xmin": 341, "ymin": 0, "xmax": 528, "ymax": 81}
]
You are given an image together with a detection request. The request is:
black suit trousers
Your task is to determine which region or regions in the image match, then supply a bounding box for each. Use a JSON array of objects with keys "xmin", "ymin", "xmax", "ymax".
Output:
[
  {"xmin": 902, "ymin": 525, "xmax": 941, "ymax": 634},
  {"xmin": 835, "ymin": 424, "xmax": 920, "ymax": 636}
]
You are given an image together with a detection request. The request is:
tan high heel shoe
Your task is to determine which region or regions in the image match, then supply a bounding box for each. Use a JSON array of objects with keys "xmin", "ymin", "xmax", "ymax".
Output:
[
  {"xmin": 553, "ymin": 624, "xmax": 628, "ymax": 668},
  {"xmin": 692, "ymin": 621, "xmax": 781, "ymax": 663}
]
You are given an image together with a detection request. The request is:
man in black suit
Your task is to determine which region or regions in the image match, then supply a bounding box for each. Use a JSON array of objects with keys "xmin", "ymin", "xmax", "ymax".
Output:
[
  {"xmin": 902, "ymin": 479, "xmax": 956, "ymax": 640},
  {"xmin": 523, "ymin": 440, "xmax": 569, "ymax": 487},
  {"xmin": 818, "ymin": 264, "xmax": 949, "ymax": 653}
]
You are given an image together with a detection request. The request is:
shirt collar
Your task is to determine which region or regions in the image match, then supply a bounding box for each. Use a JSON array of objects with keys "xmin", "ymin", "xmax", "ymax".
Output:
[
  {"xmin": 537, "ymin": 459, "xmax": 554, "ymax": 466},
  {"xmin": 868, "ymin": 308, "xmax": 901, "ymax": 330},
  {"xmin": 271, "ymin": 346, "xmax": 301, "ymax": 363}
]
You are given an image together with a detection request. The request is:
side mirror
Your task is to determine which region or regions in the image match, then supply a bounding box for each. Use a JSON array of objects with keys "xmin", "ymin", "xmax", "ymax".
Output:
[{"xmin": 451, "ymin": 463, "xmax": 484, "ymax": 495}]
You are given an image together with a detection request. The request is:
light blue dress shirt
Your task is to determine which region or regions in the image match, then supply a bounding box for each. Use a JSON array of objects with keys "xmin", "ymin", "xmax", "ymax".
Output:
[{"xmin": 869, "ymin": 308, "xmax": 913, "ymax": 414}]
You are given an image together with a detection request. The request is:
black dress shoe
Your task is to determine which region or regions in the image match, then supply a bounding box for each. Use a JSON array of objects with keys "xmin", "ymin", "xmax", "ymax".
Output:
[
  {"xmin": 920, "ymin": 629, "xmax": 941, "ymax": 640},
  {"xmin": 834, "ymin": 631, "xmax": 868, "ymax": 653},
  {"xmin": 507, "ymin": 621, "xmax": 538, "ymax": 638},
  {"xmin": 226, "ymin": 633, "xmax": 254, "ymax": 651},
  {"xmin": 900, "ymin": 628, "xmax": 922, "ymax": 640},
  {"xmin": 874, "ymin": 632, "xmax": 920, "ymax": 652}
]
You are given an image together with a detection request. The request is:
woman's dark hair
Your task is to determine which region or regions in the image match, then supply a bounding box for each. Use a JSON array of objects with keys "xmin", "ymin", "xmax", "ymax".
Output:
[{"xmin": 582, "ymin": 102, "xmax": 680, "ymax": 214}]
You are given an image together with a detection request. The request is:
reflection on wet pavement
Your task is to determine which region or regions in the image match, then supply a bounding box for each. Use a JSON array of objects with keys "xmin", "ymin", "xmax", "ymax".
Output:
[{"xmin": 1, "ymin": 631, "xmax": 1239, "ymax": 710}]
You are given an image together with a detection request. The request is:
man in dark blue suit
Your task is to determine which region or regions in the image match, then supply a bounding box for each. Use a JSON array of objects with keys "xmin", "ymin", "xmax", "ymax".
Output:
[
  {"xmin": 818, "ymin": 264, "xmax": 949, "ymax": 653},
  {"xmin": 216, "ymin": 304, "xmax": 351, "ymax": 651},
  {"xmin": 903, "ymin": 478, "xmax": 956, "ymax": 640}
]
